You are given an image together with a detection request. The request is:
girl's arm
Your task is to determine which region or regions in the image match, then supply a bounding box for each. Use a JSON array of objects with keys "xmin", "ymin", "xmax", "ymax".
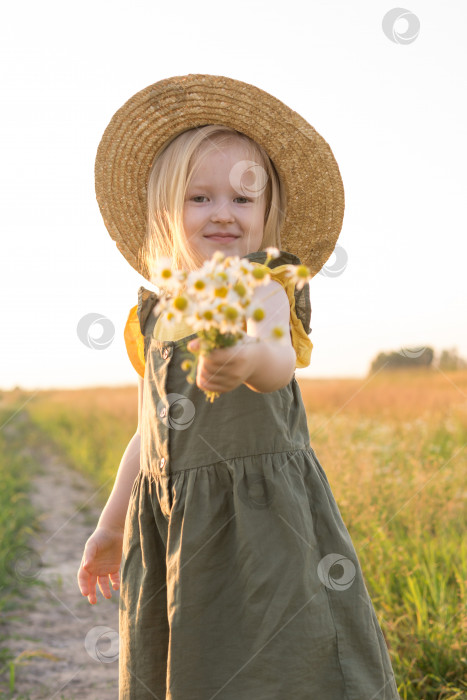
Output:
[
  {"xmin": 97, "ymin": 376, "xmax": 144, "ymax": 533},
  {"xmin": 77, "ymin": 378, "xmax": 144, "ymax": 604},
  {"xmin": 243, "ymin": 280, "xmax": 297, "ymax": 393},
  {"xmin": 243, "ymin": 338, "xmax": 296, "ymax": 393},
  {"xmin": 96, "ymin": 430, "xmax": 141, "ymax": 533}
]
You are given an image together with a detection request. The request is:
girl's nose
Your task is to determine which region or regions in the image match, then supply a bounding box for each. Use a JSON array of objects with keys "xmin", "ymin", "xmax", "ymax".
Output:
[{"xmin": 211, "ymin": 202, "xmax": 235, "ymax": 222}]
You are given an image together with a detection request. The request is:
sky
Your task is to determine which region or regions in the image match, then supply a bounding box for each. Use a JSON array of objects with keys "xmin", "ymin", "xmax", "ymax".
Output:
[{"xmin": 1, "ymin": 0, "xmax": 466, "ymax": 391}]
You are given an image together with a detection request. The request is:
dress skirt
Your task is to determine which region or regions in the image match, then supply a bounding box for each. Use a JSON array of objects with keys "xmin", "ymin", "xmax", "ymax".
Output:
[{"xmin": 118, "ymin": 310, "xmax": 400, "ymax": 699}]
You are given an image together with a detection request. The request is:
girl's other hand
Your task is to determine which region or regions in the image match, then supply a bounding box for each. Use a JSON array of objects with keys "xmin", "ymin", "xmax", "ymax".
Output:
[{"xmin": 77, "ymin": 526, "xmax": 124, "ymax": 605}]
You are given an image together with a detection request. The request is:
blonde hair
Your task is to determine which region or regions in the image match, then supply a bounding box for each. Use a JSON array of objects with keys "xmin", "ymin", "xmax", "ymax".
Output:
[{"xmin": 138, "ymin": 125, "xmax": 286, "ymax": 283}]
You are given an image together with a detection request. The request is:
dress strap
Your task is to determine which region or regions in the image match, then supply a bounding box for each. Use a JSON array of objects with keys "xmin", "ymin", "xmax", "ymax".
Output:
[{"xmin": 137, "ymin": 285, "xmax": 161, "ymax": 336}]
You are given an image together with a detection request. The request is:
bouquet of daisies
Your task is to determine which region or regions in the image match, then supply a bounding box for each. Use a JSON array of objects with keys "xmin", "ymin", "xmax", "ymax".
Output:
[{"xmin": 150, "ymin": 247, "xmax": 311, "ymax": 402}]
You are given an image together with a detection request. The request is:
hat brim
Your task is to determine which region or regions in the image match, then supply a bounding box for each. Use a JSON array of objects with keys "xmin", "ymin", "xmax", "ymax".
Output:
[{"xmin": 94, "ymin": 73, "xmax": 345, "ymax": 278}]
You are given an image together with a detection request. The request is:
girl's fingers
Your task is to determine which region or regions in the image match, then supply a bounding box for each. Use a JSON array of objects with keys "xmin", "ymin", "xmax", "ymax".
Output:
[
  {"xmin": 86, "ymin": 575, "xmax": 98, "ymax": 605},
  {"xmin": 97, "ymin": 574, "xmax": 118, "ymax": 600},
  {"xmin": 82, "ymin": 540, "xmax": 97, "ymax": 571},
  {"xmin": 77, "ymin": 566, "xmax": 87, "ymax": 595},
  {"xmin": 199, "ymin": 363, "xmax": 220, "ymax": 382},
  {"xmin": 78, "ymin": 567, "xmax": 120, "ymax": 604},
  {"xmin": 78, "ymin": 561, "xmax": 93, "ymax": 596},
  {"xmin": 109, "ymin": 571, "xmax": 120, "ymax": 589}
]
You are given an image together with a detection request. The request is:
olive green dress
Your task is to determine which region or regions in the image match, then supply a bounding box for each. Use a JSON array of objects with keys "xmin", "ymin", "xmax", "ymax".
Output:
[{"xmin": 119, "ymin": 250, "xmax": 401, "ymax": 699}]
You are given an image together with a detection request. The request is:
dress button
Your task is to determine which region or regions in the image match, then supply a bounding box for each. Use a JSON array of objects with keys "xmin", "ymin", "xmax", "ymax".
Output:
[
  {"xmin": 162, "ymin": 348, "xmax": 170, "ymax": 359},
  {"xmin": 160, "ymin": 407, "xmax": 167, "ymax": 418}
]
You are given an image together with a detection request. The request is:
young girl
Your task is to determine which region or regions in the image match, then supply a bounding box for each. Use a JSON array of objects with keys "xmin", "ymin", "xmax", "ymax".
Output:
[{"xmin": 78, "ymin": 74, "xmax": 400, "ymax": 699}]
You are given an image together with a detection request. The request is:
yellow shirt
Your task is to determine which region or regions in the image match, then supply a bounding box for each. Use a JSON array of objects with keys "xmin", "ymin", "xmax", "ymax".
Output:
[{"xmin": 123, "ymin": 262, "xmax": 313, "ymax": 378}]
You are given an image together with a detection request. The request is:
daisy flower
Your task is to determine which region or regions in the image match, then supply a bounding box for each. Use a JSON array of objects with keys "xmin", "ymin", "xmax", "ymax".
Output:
[
  {"xmin": 148, "ymin": 250, "xmax": 306, "ymax": 402},
  {"xmin": 283, "ymin": 263, "xmax": 312, "ymax": 291}
]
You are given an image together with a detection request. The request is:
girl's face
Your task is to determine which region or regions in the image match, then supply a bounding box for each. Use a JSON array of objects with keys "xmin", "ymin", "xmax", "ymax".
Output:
[{"xmin": 183, "ymin": 140, "xmax": 267, "ymax": 264}]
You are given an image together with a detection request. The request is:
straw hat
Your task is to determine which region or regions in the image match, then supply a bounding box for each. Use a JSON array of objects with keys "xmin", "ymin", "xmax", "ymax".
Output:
[{"xmin": 94, "ymin": 73, "xmax": 345, "ymax": 279}]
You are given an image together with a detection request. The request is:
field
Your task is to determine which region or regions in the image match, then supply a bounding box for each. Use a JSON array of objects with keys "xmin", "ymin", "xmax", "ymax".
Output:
[{"xmin": 0, "ymin": 367, "xmax": 466, "ymax": 699}]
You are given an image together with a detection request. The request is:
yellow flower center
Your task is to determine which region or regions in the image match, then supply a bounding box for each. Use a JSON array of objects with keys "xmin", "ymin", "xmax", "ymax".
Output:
[
  {"xmin": 173, "ymin": 296, "xmax": 188, "ymax": 311},
  {"xmin": 252, "ymin": 308, "xmax": 265, "ymax": 322},
  {"xmin": 252, "ymin": 267, "xmax": 267, "ymax": 280},
  {"xmin": 233, "ymin": 282, "xmax": 246, "ymax": 297},
  {"xmin": 224, "ymin": 306, "xmax": 238, "ymax": 321}
]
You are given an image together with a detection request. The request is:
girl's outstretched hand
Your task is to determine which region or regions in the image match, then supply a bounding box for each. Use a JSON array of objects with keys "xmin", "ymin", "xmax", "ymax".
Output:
[
  {"xmin": 77, "ymin": 526, "xmax": 124, "ymax": 605},
  {"xmin": 186, "ymin": 337, "xmax": 259, "ymax": 394}
]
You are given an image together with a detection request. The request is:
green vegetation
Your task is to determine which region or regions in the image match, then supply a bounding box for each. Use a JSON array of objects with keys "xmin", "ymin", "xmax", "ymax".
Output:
[
  {"xmin": 301, "ymin": 370, "xmax": 467, "ymax": 699},
  {"xmin": 1, "ymin": 370, "xmax": 466, "ymax": 698},
  {"xmin": 23, "ymin": 387, "xmax": 136, "ymax": 507},
  {"xmin": 0, "ymin": 405, "xmax": 46, "ymax": 694}
]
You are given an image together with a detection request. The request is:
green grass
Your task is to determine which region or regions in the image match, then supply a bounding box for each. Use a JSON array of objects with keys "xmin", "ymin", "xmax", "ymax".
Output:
[
  {"xmin": 304, "ymin": 404, "xmax": 466, "ymax": 699},
  {"xmin": 0, "ymin": 406, "xmax": 47, "ymax": 695},
  {"xmin": 2, "ymin": 374, "xmax": 467, "ymax": 699},
  {"xmin": 23, "ymin": 392, "xmax": 135, "ymax": 507}
]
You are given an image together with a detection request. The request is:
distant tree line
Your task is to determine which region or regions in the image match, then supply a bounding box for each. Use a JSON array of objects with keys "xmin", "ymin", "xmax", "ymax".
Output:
[{"xmin": 369, "ymin": 346, "xmax": 467, "ymax": 373}]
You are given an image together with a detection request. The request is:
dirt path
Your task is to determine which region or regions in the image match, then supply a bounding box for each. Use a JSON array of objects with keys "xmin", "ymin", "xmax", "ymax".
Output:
[{"xmin": 1, "ymin": 411, "xmax": 120, "ymax": 699}]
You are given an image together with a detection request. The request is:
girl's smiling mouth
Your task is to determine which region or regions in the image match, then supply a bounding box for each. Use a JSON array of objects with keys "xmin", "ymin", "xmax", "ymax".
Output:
[{"xmin": 204, "ymin": 233, "xmax": 241, "ymax": 242}]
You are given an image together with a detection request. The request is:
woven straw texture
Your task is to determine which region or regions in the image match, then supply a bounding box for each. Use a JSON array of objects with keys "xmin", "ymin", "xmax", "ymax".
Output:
[{"xmin": 95, "ymin": 73, "xmax": 345, "ymax": 279}]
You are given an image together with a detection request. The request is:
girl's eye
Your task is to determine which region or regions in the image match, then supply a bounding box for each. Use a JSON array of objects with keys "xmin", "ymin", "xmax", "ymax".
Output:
[{"xmin": 190, "ymin": 196, "xmax": 251, "ymax": 203}]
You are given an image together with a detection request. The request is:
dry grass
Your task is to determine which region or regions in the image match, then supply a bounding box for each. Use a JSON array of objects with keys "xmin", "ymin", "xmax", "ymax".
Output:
[{"xmin": 1, "ymin": 367, "xmax": 466, "ymax": 698}]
